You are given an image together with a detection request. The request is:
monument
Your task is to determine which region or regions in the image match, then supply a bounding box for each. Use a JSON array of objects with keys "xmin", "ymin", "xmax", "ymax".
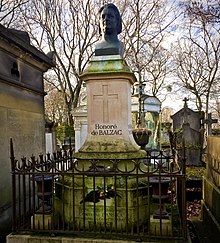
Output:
[
  {"xmin": 74, "ymin": 3, "xmax": 146, "ymax": 160},
  {"xmin": 55, "ymin": 4, "xmax": 149, "ymax": 231},
  {"xmin": 171, "ymin": 98, "xmax": 204, "ymax": 165}
]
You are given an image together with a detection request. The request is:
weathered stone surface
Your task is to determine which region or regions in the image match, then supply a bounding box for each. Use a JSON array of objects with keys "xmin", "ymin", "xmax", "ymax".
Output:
[
  {"xmin": 202, "ymin": 136, "xmax": 220, "ymax": 238},
  {"xmin": 75, "ymin": 55, "xmax": 146, "ymax": 160},
  {"xmin": 55, "ymin": 175, "xmax": 149, "ymax": 231},
  {"xmin": 0, "ymin": 24, "xmax": 54, "ymax": 238}
]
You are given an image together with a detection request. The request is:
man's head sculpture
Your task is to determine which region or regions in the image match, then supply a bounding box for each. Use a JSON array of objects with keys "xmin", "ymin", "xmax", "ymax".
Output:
[
  {"xmin": 95, "ymin": 3, "xmax": 123, "ymax": 56},
  {"xmin": 98, "ymin": 3, "xmax": 122, "ymax": 37}
]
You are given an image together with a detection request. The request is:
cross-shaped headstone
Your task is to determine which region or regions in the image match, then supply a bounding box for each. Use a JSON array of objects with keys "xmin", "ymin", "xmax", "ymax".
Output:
[
  {"xmin": 93, "ymin": 85, "xmax": 118, "ymax": 123},
  {"xmin": 203, "ymin": 113, "xmax": 218, "ymax": 135}
]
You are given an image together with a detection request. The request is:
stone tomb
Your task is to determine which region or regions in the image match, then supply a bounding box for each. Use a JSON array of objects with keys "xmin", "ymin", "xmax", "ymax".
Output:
[
  {"xmin": 72, "ymin": 105, "xmax": 87, "ymax": 152},
  {"xmin": 171, "ymin": 99, "xmax": 204, "ymax": 165},
  {"xmin": 0, "ymin": 25, "xmax": 54, "ymax": 237},
  {"xmin": 55, "ymin": 54, "xmax": 148, "ymax": 231},
  {"xmin": 55, "ymin": 173, "xmax": 149, "ymax": 231}
]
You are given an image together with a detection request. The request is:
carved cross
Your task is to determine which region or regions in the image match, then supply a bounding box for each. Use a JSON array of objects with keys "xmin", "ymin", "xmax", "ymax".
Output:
[{"xmin": 93, "ymin": 85, "xmax": 118, "ymax": 123}]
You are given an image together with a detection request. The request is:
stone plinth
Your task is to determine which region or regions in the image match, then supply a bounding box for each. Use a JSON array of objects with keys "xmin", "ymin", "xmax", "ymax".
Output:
[
  {"xmin": 54, "ymin": 175, "xmax": 149, "ymax": 231},
  {"xmin": 74, "ymin": 55, "xmax": 146, "ymax": 160},
  {"xmin": 66, "ymin": 54, "xmax": 148, "ymax": 234}
]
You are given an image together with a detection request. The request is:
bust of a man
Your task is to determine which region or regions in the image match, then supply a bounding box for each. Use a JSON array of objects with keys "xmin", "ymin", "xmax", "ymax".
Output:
[{"xmin": 95, "ymin": 3, "xmax": 124, "ymax": 57}]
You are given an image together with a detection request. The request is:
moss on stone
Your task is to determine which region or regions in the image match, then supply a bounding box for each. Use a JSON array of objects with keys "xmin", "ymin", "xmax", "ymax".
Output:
[
  {"xmin": 82, "ymin": 58, "xmax": 132, "ymax": 75},
  {"xmin": 74, "ymin": 150, "xmax": 146, "ymax": 160}
]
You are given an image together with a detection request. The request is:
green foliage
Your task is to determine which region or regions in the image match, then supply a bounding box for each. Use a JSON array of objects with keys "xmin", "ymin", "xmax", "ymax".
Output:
[
  {"xmin": 173, "ymin": 128, "xmax": 202, "ymax": 150},
  {"xmin": 186, "ymin": 166, "xmax": 206, "ymax": 179},
  {"xmin": 56, "ymin": 125, "xmax": 75, "ymax": 144}
]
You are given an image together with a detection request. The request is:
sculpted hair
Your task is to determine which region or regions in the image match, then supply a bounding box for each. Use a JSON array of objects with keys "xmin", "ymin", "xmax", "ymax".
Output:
[{"xmin": 98, "ymin": 3, "xmax": 122, "ymax": 35}]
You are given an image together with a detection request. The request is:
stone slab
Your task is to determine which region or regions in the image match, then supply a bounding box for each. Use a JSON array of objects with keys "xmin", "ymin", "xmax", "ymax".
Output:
[{"xmin": 7, "ymin": 234, "xmax": 166, "ymax": 243}]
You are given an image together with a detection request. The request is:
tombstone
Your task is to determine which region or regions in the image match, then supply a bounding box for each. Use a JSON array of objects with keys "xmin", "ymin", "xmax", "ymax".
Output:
[
  {"xmin": 0, "ymin": 24, "xmax": 54, "ymax": 237},
  {"xmin": 55, "ymin": 4, "xmax": 148, "ymax": 231},
  {"xmin": 171, "ymin": 98, "xmax": 204, "ymax": 165},
  {"xmin": 74, "ymin": 60, "xmax": 145, "ymax": 158}
]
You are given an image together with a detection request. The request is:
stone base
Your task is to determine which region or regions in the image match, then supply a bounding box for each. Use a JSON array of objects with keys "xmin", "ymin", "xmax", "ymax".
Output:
[
  {"xmin": 6, "ymin": 234, "xmax": 169, "ymax": 243},
  {"xmin": 150, "ymin": 215, "xmax": 172, "ymax": 236},
  {"xmin": 74, "ymin": 150, "xmax": 146, "ymax": 160},
  {"xmin": 31, "ymin": 213, "xmax": 57, "ymax": 230},
  {"xmin": 55, "ymin": 176, "xmax": 149, "ymax": 231}
]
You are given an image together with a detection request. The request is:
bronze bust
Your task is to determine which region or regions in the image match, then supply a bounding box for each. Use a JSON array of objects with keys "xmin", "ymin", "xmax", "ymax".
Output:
[{"xmin": 95, "ymin": 3, "xmax": 124, "ymax": 56}]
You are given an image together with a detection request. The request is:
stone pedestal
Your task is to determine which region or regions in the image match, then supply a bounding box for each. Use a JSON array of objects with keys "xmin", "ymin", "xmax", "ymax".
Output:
[
  {"xmin": 58, "ymin": 55, "xmax": 148, "ymax": 232},
  {"xmin": 55, "ymin": 175, "xmax": 149, "ymax": 231},
  {"xmin": 75, "ymin": 55, "xmax": 146, "ymax": 160}
]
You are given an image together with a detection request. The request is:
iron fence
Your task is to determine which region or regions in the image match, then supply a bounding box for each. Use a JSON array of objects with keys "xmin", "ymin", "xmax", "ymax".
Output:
[{"xmin": 10, "ymin": 139, "xmax": 187, "ymax": 242}]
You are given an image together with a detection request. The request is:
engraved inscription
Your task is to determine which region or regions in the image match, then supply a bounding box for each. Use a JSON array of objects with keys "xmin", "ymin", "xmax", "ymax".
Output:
[{"xmin": 91, "ymin": 123, "xmax": 122, "ymax": 136}]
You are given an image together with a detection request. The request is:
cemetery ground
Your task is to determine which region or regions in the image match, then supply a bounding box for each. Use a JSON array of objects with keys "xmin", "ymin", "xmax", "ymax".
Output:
[
  {"xmin": 186, "ymin": 200, "xmax": 218, "ymax": 243},
  {"xmin": 185, "ymin": 166, "xmax": 219, "ymax": 243}
]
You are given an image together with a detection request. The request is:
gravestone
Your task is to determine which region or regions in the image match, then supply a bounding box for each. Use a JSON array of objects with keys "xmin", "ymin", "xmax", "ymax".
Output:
[
  {"xmin": 171, "ymin": 98, "xmax": 204, "ymax": 165},
  {"xmin": 0, "ymin": 24, "xmax": 54, "ymax": 238},
  {"xmin": 55, "ymin": 3, "xmax": 147, "ymax": 231}
]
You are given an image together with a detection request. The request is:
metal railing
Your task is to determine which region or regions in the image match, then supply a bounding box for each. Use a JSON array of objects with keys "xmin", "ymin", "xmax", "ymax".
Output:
[{"xmin": 10, "ymin": 139, "xmax": 187, "ymax": 242}]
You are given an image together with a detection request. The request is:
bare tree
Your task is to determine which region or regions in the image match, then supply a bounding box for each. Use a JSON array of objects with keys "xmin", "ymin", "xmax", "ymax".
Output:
[
  {"xmin": 119, "ymin": 0, "xmax": 179, "ymax": 98},
  {"xmin": 183, "ymin": 0, "xmax": 220, "ymax": 23},
  {"xmin": 173, "ymin": 0, "xmax": 220, "ymax": 118},
  {"xmin": 0, "ymin": 0, "xmax": 28, "ymax": 26},
  {"xmin": 15, "ymin": 0, "xmax": 100, "ymax": 125},
  {"xmin": 12, "ymin": 0, "xmax": 181, "ymax": 125},
  {"xmin": 44, "ymin": 83, "xmax": 66, "ymax": 125}
]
